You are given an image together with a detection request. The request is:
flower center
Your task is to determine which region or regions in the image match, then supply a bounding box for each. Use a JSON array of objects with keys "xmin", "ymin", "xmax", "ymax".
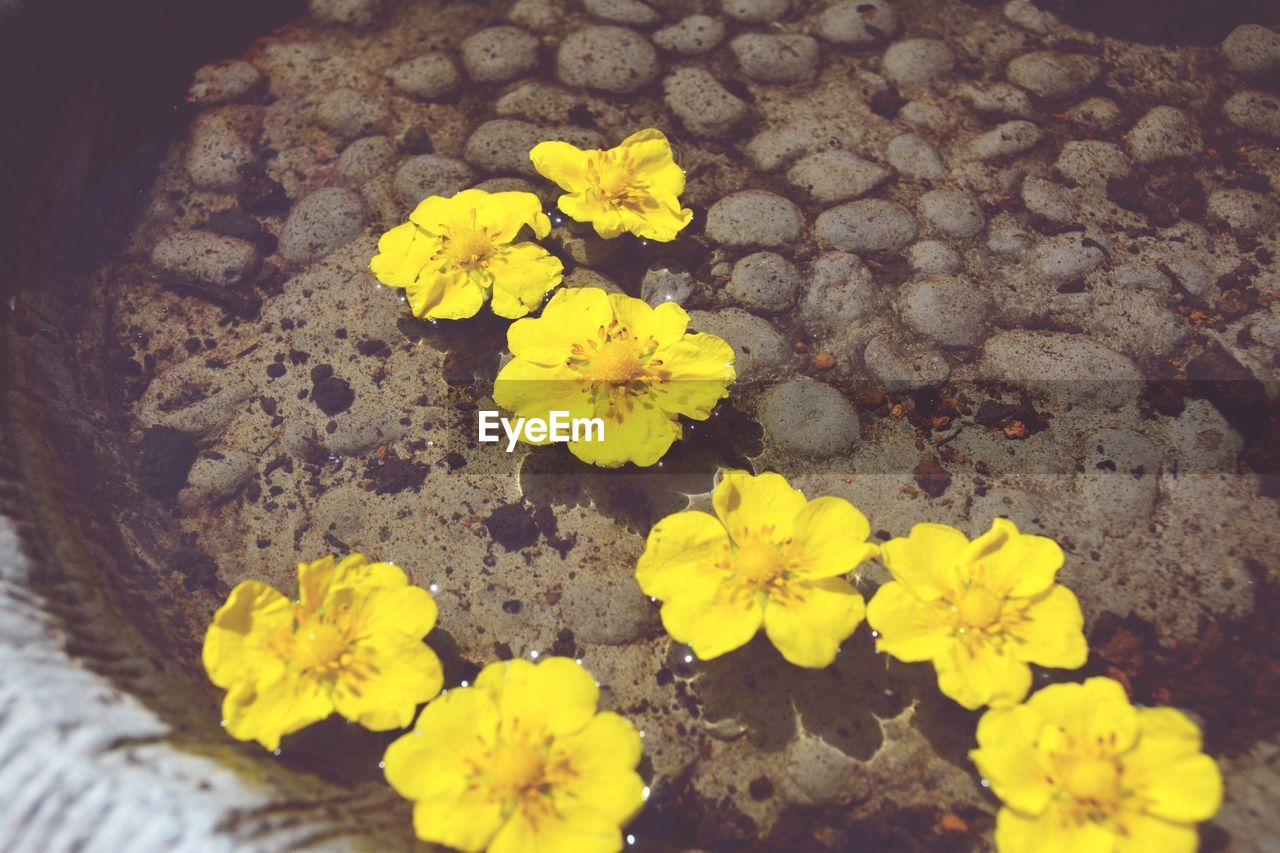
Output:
[
  {"xmin": 1061, "ymin": 756, "xmax": 1121, "ymax": 804},
  {"xmin": 444, "ymin": 226, "xmax": 495, "ymax": 270},
  {"xmin": 957, "ymin": 587, "xmax": 1003, "ymax": 628},
  {"xmin": 490, "ymin": 739, "xmax": 546, "ymax": 797},
  {"xmin": 588, "ymin": 338, "xmax": 645, "ymax": 383},
  {"xmin": 590, "ymin": 155, "xmax": 637, "ymax": 204},
  {"xmin": 293, "ymin": 622, "xmax": 347, "ymax": 673},
  {"xmin": 734, "ymin": 539, "xmax": 786, "ymax": 586}
]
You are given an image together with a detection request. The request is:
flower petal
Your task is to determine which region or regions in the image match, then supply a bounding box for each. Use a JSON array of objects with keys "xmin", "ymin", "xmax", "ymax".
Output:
[
  {"xmin": 965, "ymin": 518, "xmax": 1064, "ymax": 599},
  {"xmin": 370, "ymin": 222, "xmax": 441, "ymax": 288},
  {"xmin": 658, "ymin": 573, "xmax": 763, "ymax": 660},
  {"xmin": 351, "ymin": 579, "xmax": 437, "ymax": 640},
  {"xmin": 530, "ymin": 140, "xmax": 593, "ymax": 193},
  {"xmin": 202, "ymin": 580, "xmax": 292, "ymax": 689},
  {"xmin": 409, "ymin": 189, "xmax": 491, "ymax": 235},
  {"xmin": 1124, "ymin": 708, "xmax": 1222, "ymax": 823},
  {"xmin": 221, "ymin": 673, "xmax": 333, "ymax": 751},
  {"xmin": 506, "ymin": 287, "xmax": 613, "ymax": 365},
  {"xmin": 412, "ymin": 787, "xmax": 505, "ymax": 853},
  {"xmin": 473, "ymin": 190, "xmax": 551, "ymax": 242},
  {"xmin": 934, "ymin": 639, "xmax": 1032, "ymax": 710},
  {"xmin": 487, "ymin": 242, "xmax": 564, "ymax": 319},
  {"xmin": 635, "ymin": 510, "xmax": 731, "ymax": 601},
  {"xmin": 879, "ymin": 523, "xmax": 968, "ymax": 602},
  {"xmin": 476, "ymin": 657, "xmax": 600, "ymax": 738},
  {"xmin": 553, "ymin": 711, "xmax": 646, "ymax": 824},
  {"xmin": 569, "ymin": 395, "xmax": 681, "ymax": 468},
  {"xmin": 1025, "ymin": 677, "xmax": 1139, "ymax": 753},
  {"xmin": 383, "ymin": 686, "xmax": 499, "ymax": 800},
  {"xmin": 1011, "ymin": 585, "xmax": 1087, "ymax": 670},
  {"xmin": 971, "ymin": 704, "xmax": 1054, "ymax": 815},
  {"xmin": 1115, "ymin": 812, "xmax": 1199, "ymax": 853},
  {"xmin": 621, "ymin": 128, "xmax": 686, "ymax": 192},
  {"xmin": 994, "ymin": 803, "xmax": 1117, "ymax": 853},
  {"xmin": 560, "ymin": 193, "xmax": 629, "ymax": 239},
  {"xmin": 787, "ymin": 496, "xmax": 876, "ymax": 578},
  {"xmin": 607, "ymin": 293, "xmax": 688, "ymax": 348},
  {"xmin": 490, "ymin": 801, "xmax": 622, "ymax": 853},
  {"xmin": 712, "ymin": 470, "xmax": 808, "ymax": 545},
  {"xmin": 865, "ymin": 581, "xmax": 951, "ymax": 663},
  {"xmin": 647, "ymin": 333, "xmax": 736, "ymax": 420},
  {"xmin": 405, "ymin": 266, "xmax": 487, "ymax": 320},
  {"xmin": 492, "ymin": 358, "xmax": 594, "ymax": 436},
  {"xmin": 332, "ymin": 638, "xmax": 443, "ymax": 731},
  {"xmin": 763, "ymin": 577, "xmax": 866, "ymax": 668},
  {"xmin": 618, "ymin": 201, "xmax": 692, "ymax": 242}
]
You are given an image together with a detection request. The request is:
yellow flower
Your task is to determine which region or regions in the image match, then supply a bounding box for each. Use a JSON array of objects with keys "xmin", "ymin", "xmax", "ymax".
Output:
[
  {"xmin": 370, "ymin": 189, "xmax": 563, "ymax": 320},
  {"xmin": 492, "ymin": 287, "xmax": 735, "ymax": 468},
  {"xmin": 971, "ymin": 677, "xmax": 1222, "ymax": 853},
  {"xmin": 202, "ymin": 554, "xmax": 443, "ymax": 750},
  {"xmin": 383, "ymin": 657, "xmax": 646, "ymax": 852},
  {"xmin": 865, "ymin": 519, "xmax": 1087, "ymax": 710},
  {"xmin": 530, "ymin": 128, "xmax": 693, "ymax": 242},
  {"xmin": 635, "ymin": 470, "xmax": 877, "ymax": 668}
]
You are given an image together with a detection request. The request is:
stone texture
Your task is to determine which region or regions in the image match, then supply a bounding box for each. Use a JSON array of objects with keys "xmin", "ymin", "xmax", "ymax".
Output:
[
  {"xmin": 705, "ymin": 191, "xmax": 803, "ymax": 247},
  {"xmin": 278, "ymin": 187, "xmax": 368, "ymax": 264},
  {"xmin": 663, "ymin": 67, "xmax": 749, "ymax": 137},
  {"xmin": 557, "ymin": 25, "xmax": 660, "ymax": 94},
  {"xmin": 814, "ymin": 199, "xmax": 917, "ymax": 253}
]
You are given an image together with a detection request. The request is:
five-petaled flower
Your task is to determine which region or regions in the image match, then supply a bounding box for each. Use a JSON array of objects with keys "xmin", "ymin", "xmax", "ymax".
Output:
[
  {"xmin": 531, "ymin": 128, "xmax": 693, "ymax": 242},
  {"xmin": 866, "ymin": 519, "xmax": 1087, "ymax": 710},
  {"xmin": 492, "ymin": 286, "xmax": 735, "ymax": 467},
  {"xmin": 635, "ymin": 470, "xmax": 877, "ymax": 667},
  {"xmin": 202, "ymin": 554, "xmax": 443, "ymax": 750},
  {"xmin": 383, "ymin": 656, "xmax": 646, "ymax": 853},
  {"xmin": 370, "ymin": 189, "xmax": 563, "ymax": 320},
  {"xmin": 971, "ymin": 677, "xmax": 1222, "ymax": 853}
]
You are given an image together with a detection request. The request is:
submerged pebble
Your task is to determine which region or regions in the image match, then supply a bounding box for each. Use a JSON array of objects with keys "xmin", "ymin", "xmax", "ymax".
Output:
[
  {"xmin": 653, "ymin": 15, "xmax": 725, "ymax": 55},
  {"xmin": 725, "ymin": 252, "xmax": 801, "ymax": 314},
  {"xmin": 816, "ymin": 0, "xmax": 900, "ymax": 47},
  {"xmin": 663, "ymin": 67, "xmax": 749, "ymax": 138},
  {"xmin": 279, "ymin": 188, "xmax": 368, "ymax": 264},
  {"xmin": 461, "ymin": 27, "xmax": 540, "ymax": 84},
  {"xmin": 386, "ymin": 52, "xmax": 461, "ymax": 100},
  {"xmin": 760, "ymin": 380, "xmax": 860, "ymax": 458},
  {"xmin": 814, "ymin": 199, "xmax": 917, "ymax": 253},
  {"xmin": 705, "ymin": 190, "xmax": 803, "ymax": 248},
  {"xmin": 557, "ymin": 25, "xmax": 660, "ymax": 94}
]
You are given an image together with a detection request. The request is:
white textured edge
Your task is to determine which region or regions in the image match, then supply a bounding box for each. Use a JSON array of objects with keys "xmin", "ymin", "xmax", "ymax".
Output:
[{"xmin": 0, "ymin": 516, "xmax": 281, "ymax": 852}]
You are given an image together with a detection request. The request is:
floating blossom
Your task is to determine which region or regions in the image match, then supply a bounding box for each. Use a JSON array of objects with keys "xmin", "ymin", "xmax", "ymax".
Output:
[
  {"xmin": 530, "ymin": 128, "xmax": 693, "ymax": 242},
  {"xmin": 383, "ymin": 657, "xmax": 646, "ymax": 852},
  {"xmin": 202, "ymin": 554, "xmax": 443, "ymax": 750},
  {"xmin": 866, "ymin": 519, "xmax": 1087, "ymax": 710},
  {"xmin": 370, "ymin": 189, "xmax": 563, "ymax": 320},
  {"xmin": 971, "ymin": 677, "xmax": 1222, "ymax": 852},
  {"xmin": 635, "ymin": 470, "xmax": 877, "ymax": 667},
  {"xmin": 492, "ymin": 287, "xmax": 735, "ymax": 467}
]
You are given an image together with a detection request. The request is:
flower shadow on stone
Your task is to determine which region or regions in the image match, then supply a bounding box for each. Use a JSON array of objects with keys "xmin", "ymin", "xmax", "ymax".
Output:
[{"xmin": 517, "ymin": 400, "xmax": 763, "ymax": 532}]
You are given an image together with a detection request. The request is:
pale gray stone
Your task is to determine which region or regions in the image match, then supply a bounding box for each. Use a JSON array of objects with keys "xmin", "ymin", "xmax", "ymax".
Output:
[
  {"xmin": 279, "ymin": 187, "xmax": 368, "ymax": 264},
  {"xmin": 582, "ymin": 0, "xmax": 660, "ymax": 26},
  {"xmin": 664, "ymin": 68, "xmax": 749, "ymax": 137},
  {"xmin": 759, "ymin": 379, "xmax": 860, "ymax": 458},
  {"xmin": 461, "ymin": 27, "xmax": 540, "ymax": 84},
  {"xmin": 886, "ymin": 133, "xmax": 944, "ymax": 179},
  {"xmin": 970, "ymin": 120, "xmax": 1041, "ymax": 160},
  {"xmin": 898, "ymin": 275, "xmax": 992, "ymax": 347},
  {"xmin": 725, "ymin": 252, "xmax": 800, "ymax": 313},
  {"xmin": 187, "ymin": 61, "xmax": 263, "ymax": 106},
  {"xmin": 1222, "ymin": 24, "xmax": 1280, "ymax": 78},
  {"xmin": 1208, "ymin": 189, "xmax": 1280, "ymax": 235},
  {"xmin": 152, "ymin": 231, "xmax": 259, "ymax": 287},
  {"xmin": 816, "ymin": 0, "xmax": 899, "ymax": 47},
  {"xmin": 863, "ymin": 334, "xmax": 950, "ymax": 390},
  {"xmin": 386, "ymin": 52, "xmax": 461, "ymax": 99},
  {"xmin": 653, "ymin": 14, "xmax": 725, "ymax": 54},
  {"xmin": 721, "ymin": 0, "xmax": 790, "ymax": 23},
  {"xmin": 1223, "ymin": 90, "xmax": 1280, "ymax": 140},
  {"xmin": 395, "ymin": 155, "xmax": 475, "ymax": 206},
  {"xmin": 705, "ymin": 191, "xmax": 803, "ymax": 247},
  {"xmin": 730, "ymin": 33, "xmax": 821, "ymax": 84},
  {"xmin": 881, "ymin": 39, "xmax": 954, "ymax": 89},
  {"xmin": 917, "ymin": 190, "xmax": 984, "ymax": 239},
  {"xmin": 814, "ymin": 199, "xmax": 917, "ymax": 253},
  {"xmin": 314, "ymin": 88, "xmax": 390, "ymax": 141},
  {"xmin": 1127, "ymin": 106, "xmax": 1201, "ymax": 163},
  {"xmin": 338, "ymin": 136, "xmax": 396, "ymax": 182},
  {"xmin": 1006, "ymin": 51, "xmax": 1099, "ymax": 100},
  {"xmin": 787, "ymin": 150, "xmax": 891, "ymax": 202},
  {"xmin": 801, "ymin": 252, "xmax": 876, "ymax": 335},
  {"xmin": 557, "ymin": 26, "xmax": 660, "ymax": 94}
]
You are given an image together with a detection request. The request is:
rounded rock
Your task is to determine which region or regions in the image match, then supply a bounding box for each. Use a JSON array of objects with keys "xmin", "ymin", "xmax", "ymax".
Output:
[
  {"xmin": 979, "ymin": 330, "xmax": 1141, "ymax": 407},
  {"xmin": 641, "ymin": 263, "xmax": 696, "ymax": 307},
  {"xmin": 187, "ymin": 61, "xmax": 263, "ymax": 106},
  {"xmin": 1033, "ymin": 234, "xmax": 1104, "ymax": 282},
  {"xmin": 664, "ymin": 68, "xmax": 749, "ymax": 138},
  {"xmin": 185, "ymin": 110, "xmax": 255, "ymax": 191},
  {"xmin": 730, "ymin": 33, "xmax": 821, "ymax": 84},
  {"xmin": 970, "ymin": 120, "xmax": 1041, "ymax": 160},
  {"xmin": 898, "ymin": 275, "xmax": 991, "ymax": 347},
  {"xmin": 886, "ymin": 133, "xmax": 944, "ymax": 180},
  {"xmin": 687, "ymin": 308, "xmax": 792, "ymax": 381},
  {"xmin": 908, "ymin": 240, "xmax": 961, "ymax": 274},
  {"xmin": 759, "ymin": 380, "xmax": 860, "ymax": 458},
  {"xmin": 653, "ymin": 14, "xmax": 726, "ymax": 55},
  {"xmin": 314, "ymin": 88, "xmax": 390, "ymax": 141},
  {"xmin": 152, "ymin": 231, "xmax": 260, "ymax": 288},
  {"xmin": 562, "ymin": 569, "xmax": 658, "ymax": 645},
  {"xmin": 1067, "ymin": 97, "xmax": 1123, "ymax": 131},
  {"xmin": 1127, "ymin": 106, "xmax": 1201, "ymax": 163},
  {"xmin": 881, "ymin": 39, "xmax": 954, "ymax": 90},
  {"xmin": 1223, "ymin": 90, "xmax": 1280, "ymax": 140},
  {"xmin": 814, "ymin": 199, "xmax": 917, "ymax": 253},
  {"xmin": 705, "ymin": 191, "xmax": 803, "ymax": 248},
  {"xmin": 394, "ymin": 155, "xmax": 475, "ymax": 206},
  {"xmin": 1054, "ymin": 140, "xmax": 1130, "ymax": 187},
  {"xmin": 461, "ymin": 26, "xmax": 541, "ymax": 84},
  {"xmin": 178, "ymin": 450, "xmax": 257, "ymax": 512},
  {"xmin": 1207, "ymin": 189, "xmax": 1280, "ymax": 235},
  {"xmin": 279, "ymin": 187, "xmax": 369, "ymax": 264},
  {"xmin": 1222, "ymin": 24, "xmax": 1280, "ymax": 78},
  {"xmin": 308, "ymin": 0, "xmax": 382, "ymax": 28},
  {"xmin": 557, "ymin": 26, "xmax": 660, "ymax": 94},
  {"xmin": 816, "ymin": 0, "xmax": 899, "ymax": 47},
  {"xmin": 1006, "ymin": 51, "xmax": 1099, "ymax": 101},
  {"xmin": 720, "ymin": 0, "xmax": 790, "ymax": 23},
  {"xmin": 582, "ymin": 0, "xmax": 660, "ymax": 27},
  {"xmin": 386, "ymin": 52, "xmax": 461, "ymax": 100},
  {"xmin": 725, "ymin": 252, "xmax": 801, "ymax": 313},
  {"xmin": 507, "ymin": 0, "xmax": 563, "ymax": 32},
  {"xmin": 338, "ymin": 136, "xmax": 396, "ymax": 183},
  {"xmin": 800, "ymin": 252, "xmax": 876, "ymax": 336},
  {"xmin": 917, "ymin": 190, "xmax": 984, "ymax": 239},
  {"xmin": 864, "ymin": 334, "xmax": 949, "ymax": 391},
  {"xmin": 787, "ymin": 150, "xmax": 891, "ymax": 202},
  {"xmin": 464, "ymin": 120, "xmax": 604, "ymax": 176}
]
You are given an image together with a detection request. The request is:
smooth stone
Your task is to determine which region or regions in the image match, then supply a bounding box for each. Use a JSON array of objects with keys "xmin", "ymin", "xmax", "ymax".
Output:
[
  {"xmin": 1222, "ymin": 24, "xmax": 1280, "ymax": 78},
  {"xmin": 979, "ymin": 331, "xmax": 1141, "ymax": 406},
  {"xmin": 394, "ymin": 155, "xmax": 475, "ymax": 206},
  {"xmin": 1164, "ymin": 399, "xmax": 1243, "ymax": 473},
  {"xmin": 970, "ymin": 120, "xmax": 1041, "ymax": 160},
  {"xmin": 881, "ymin": 39, "xmax": 954, "ymax": 90},
  {"xmin": 730, "ymin": 33, "xmax": 820, "ymax": 84},
  {"xmin": 461, "ymin": 26, "xmax": 540, "ymax": 84},
  {"xmin": 314, "ymin": 88, "xmax": 390, "ymax": 141},
  {"xmin": 1223, "ymin": 90, "xmax": 1280, "ymax": 140},
  {"xmin": 185, "ymin": 110, "xmax": 255, "ymax": 191},
  {"xmin": 464, "ymin": 120, "xmax": 604, "ymax": 176},
  {"xmin": 386, "ymin": 52, "xmax": 461, "ymax": 99},
  {"xmin": 908, "ymin": 240, "xmax": 962, "ymax": 274},
  {"xmin": 816, "ymin": 0, "xmax": 900, "ymax": 47},
  {"xmin": 745, "ymin": 125, "xmax": 816, "ymax": 172},
  {"xmin": 1079, "ymin": 428, "xmax": 1160, "ymax": 525},
  {"xmin": 279, "ymin": 187, "xmax": 368, "ymax": 264},
  {"xmin": 557, "ymin": 25, "xmax": 660, "ymax": 94},
  {"xmin": 1207, "ymin": 189, "xmax": 1280, "ymax": 235},
  {"xmin": 663, "ymin": 67, "xmax": 749, "ymax": 137},
  {"xmin": 583, "ymin": 0, "xmax": 660, "ymax": 27},
  {"xmin": 507, "ymin": 0, "xmax": 563, "ymax": 32},
  {"xmin": 725, "ymin": 252, "xmax": 801, "ymax": 313},
  {"xmin": 886, "ymin": 133, "xmax": 944, "ymax": 179},
  {"xmin": 1054, "ymin": 140, "xmax": 1129, "ymax": 187},
  {"xmin": 898, "ymin": 275, "xmax": 991, "ymax": 347},
  {"xmin": 187, "ymin": 61, "xmax": 263, "ymax": 105},
  {"xmin": 654, "ymin": 14, "xmax": 725, "ymax": 55},
  {"xmin": 704, "ymin": 190, "xmax": 803, "ymax": 248},
  {"xmin": 800, "ymin": 252, "xmax": 876, "ymax": 335},
  {"xmin": 562, "ymin": 569, "xmax": 657, "ymax": 645},
  {"xmin": 687, "ymin": 308, "xmax": 792, "ymax": 381},
  {"xmin": 1067, "ymin": 97, "xmax": 1123, "ymax": 131},
  {"xmin": 759, "ymin": 380, "xmax": 860, "ymax": 458},
  {"xmin": 864, "ymin": 334, "xmax": 950, "ymax": 391},
  {"xmin": 787, "ymin": 150, "xmax": 891, "ymax": 202},
  {"xmin": 720, "ymin": 0, "xmax": 790, "ymax": 23},
  {"xmin": 1033, "ymin": 233, "xmax": 1104, "ymax": 282},
  {"xmin": 151, "ymin": 231, "xmax": 260, "ymax": 288},
  {"xmin": 917, "ymin": 190, "xmax": 984, "ymax": 239},
  {"xmin": 1127, "ymin": 106, "xmax": 1201, "ymax": 163},
  {"xmin": 958, "ymin": 82, "xmax": 1035, "ymax": 118},
  {"xmin": 177, "ymin": 450, "xmax": 257, "ymax": 512},
  {"xmin": 338, "ymin": 136, "xmax": 396, "ymax": 182},
  {"xmin": 641, "ymin": 264, "xmax": 695, "ymax": 306},
  {"xmin": 1006, "ymin": 51, "xmax": 1099, "ymax": 100},
  {"xmin": 814, "ymin": 199, "xmax": 917, "ymax": 253},
  {"xmin": 308, "ymin": 0, "xmax": 382, "ymax": 28}
]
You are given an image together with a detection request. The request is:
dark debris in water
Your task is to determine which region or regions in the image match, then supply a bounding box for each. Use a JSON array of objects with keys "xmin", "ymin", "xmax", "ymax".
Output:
[{"xmin": 135, "ymin": 425, "xmax": 197, "ymax": 504}]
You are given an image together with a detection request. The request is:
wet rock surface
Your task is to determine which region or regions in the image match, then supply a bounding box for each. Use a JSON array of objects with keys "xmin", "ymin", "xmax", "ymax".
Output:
[{"xmin": 80, "ymin": 2, "xmax": 1280, "ymax": 850}]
